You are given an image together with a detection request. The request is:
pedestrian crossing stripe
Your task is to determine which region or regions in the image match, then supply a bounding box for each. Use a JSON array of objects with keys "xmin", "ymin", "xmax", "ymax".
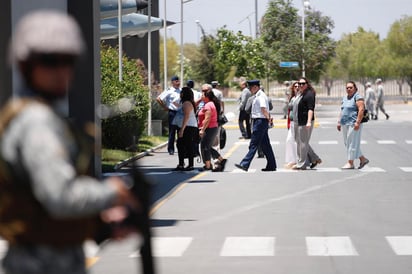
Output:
[
  {"xmin": 386, "ymin": 236, "xmax": 412, "ymax": 255},
  {"xmin": 306, "ymin": 236, "xmax": 358, "ymax": 256},
  {"xmin": 220, "ymin": 237, "xmax": 275, "ymax": 256},
  {"xmin": 232, "ymin": 168, "xmax": 257, "ymax": 173},
  {"xmin": 377, "ymin": 140, "xmax": 397, "ymax": 144},
  {"xmin": 359, "ymin": 167, "xmax": 386, "ymax": 172},
  {"xmin": 318, "ymin": 140, "xmax": 338, "ymax": 145}
]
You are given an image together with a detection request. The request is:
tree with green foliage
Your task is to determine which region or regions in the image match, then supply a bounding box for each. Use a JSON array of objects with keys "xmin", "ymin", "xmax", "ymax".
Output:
[
  {"xmin": 385, "ymin": 15, "xmax": 412, "ymax": 94},
  {"xmin": 101, "ymin": 43, "xmax": 149, "ymax": 149},
  {"xmin": 159, "ymin": 37, "xmax": 179, "ymax": 83},
  {"xmin": 192, "ymin": 33, "xmax": 217, "ymax": 84},
  {"xmin": 212, "ymin": 28, "xmax": 266, "ymax": 85},
  {"xmin": 260, "ymin": 0, "xmax": 335, "ymax": 82},
  {"xmin": 331, "ymin": 28, "xmax": 381, "ymax": 85}
]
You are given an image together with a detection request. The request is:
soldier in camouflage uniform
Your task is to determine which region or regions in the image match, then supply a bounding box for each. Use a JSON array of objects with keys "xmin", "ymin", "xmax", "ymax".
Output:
[{"xmin": 1, "ymin": 10, "xmax": 138, "ymax": 274}]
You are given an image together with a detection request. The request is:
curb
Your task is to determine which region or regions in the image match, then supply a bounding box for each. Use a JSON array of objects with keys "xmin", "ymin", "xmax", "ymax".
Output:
[{"xmin": 114, "ymin": 142, "xmax": 168, "ymax": 170}]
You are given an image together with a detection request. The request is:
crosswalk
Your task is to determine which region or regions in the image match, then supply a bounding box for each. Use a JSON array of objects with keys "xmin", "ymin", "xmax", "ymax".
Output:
[
  {"xmin": 146, "ymin": 166, "xmax": 412, "ymax": 175},
  {"xmin": 231, "ymin": 166, "xmax": 394, "ymax": 173},
  {"xmin": 235, "ymin": 139, "xmax": 412, "ymax": 146},
  {"xmin": 3, "ymin": 235, "xmax": 412, "ymax": 259},
  {"xmin": 131, "ymin": 236, "xmax": 412, "ymax": 258}
]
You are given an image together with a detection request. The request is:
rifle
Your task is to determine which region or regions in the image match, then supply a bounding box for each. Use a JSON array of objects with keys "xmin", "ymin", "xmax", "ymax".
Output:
[
  {"xmin": 94, "ymin": 162, "xmax": 155, "ymax": 274},
  {"xmin": 129, "ymin": 161, "xmax": 155, "ymax": 274}
]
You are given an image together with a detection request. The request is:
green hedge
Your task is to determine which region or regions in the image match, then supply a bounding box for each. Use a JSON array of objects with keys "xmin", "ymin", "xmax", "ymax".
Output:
[{"xmin": 101, "ymin": 43, "xmax": 149, "ymax": 149}]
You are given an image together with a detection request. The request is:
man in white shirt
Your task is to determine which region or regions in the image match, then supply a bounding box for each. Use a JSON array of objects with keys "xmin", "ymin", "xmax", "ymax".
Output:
[
  {"xmin": 156, "ymin": 76, "xmax": 181, "ymax": 154},
  {"xmin": 375, "ymin": 78, "xmax": 389, "ymax": 120},
  {"xmin": 235, "ymin": 80, "xmax": 277, "ymax": 172}
]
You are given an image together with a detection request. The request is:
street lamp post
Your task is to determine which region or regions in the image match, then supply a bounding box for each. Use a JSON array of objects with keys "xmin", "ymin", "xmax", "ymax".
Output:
[
  {"xmin": 301, "ymin": 0, "xmax": 310, "ymax": 78},
  {"xmin": 180, "ymin": 0, "xmax": 193, "ymax": 87},
  {"xmin": 195, "ymin": 20, "xmax": 200, "ymax": 44},
  {"xmin": 163, "ymin": 0, "xmax": 168, "ymax": 91}
]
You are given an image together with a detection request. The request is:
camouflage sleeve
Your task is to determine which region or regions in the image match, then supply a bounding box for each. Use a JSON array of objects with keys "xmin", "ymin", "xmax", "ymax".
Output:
[{"xmin": 3, "ymin": 104, "xmax": 117, "ymax": 218}]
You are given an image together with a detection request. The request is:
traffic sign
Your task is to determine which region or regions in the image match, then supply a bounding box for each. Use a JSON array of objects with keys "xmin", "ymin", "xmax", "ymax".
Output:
[{"xmin": 279, "ymin": 61, "xmax": 299, "ymax": 68}]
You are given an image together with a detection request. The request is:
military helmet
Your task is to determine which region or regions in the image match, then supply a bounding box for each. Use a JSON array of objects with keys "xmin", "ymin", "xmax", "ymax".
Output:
[{"xmin": 9, "ymin": 9, "xmax": 85, "ymax": 64}]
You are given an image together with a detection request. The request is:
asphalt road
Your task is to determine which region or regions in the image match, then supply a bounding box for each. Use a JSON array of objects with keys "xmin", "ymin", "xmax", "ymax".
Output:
[{"xmin": 2, "ymin": 101, "xmax": 412, "ymax": 274}]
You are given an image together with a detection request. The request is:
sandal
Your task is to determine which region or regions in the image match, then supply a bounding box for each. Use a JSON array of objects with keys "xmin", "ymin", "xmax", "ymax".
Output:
[
  {"xmin": 358, "ymin": 159, "xmax": 369, "ymax": 169},
  {"xmin": 341, "ymin": 164, "xmax": 354, "ymax": 169}
]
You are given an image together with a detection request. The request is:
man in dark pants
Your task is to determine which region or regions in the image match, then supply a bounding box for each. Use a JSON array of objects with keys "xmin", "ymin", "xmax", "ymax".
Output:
[
  {"xmin": 235, "ymin": 80, "xmax": 277, "ymax": 172},
  {"xmin": 238, "ymin": 80, "xmax": 251, "ymax": 139},
  {"xmin": 156, "ymin": 76, "xmax": 181, "ymax": 155}
]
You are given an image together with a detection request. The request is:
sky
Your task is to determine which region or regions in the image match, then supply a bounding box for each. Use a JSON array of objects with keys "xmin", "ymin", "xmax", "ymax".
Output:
[{"xmin": 159, "ymin": 0, "xmax": 412, "ymax": 44}]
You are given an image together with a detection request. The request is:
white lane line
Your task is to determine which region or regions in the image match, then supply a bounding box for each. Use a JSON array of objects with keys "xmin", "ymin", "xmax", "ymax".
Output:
[
  {"xmin": 359, "ymin": 167, "xmax": 386, "ymax": 172},
  {"xmin": 377, "ymin": 140, "xmax": 396, "ymax": 144},
  {"xmin": 318, "ymin": 140, "xmax": 338, "ymax": 145},
  {"xmin": 306, "ymin": 236, "xmax": 358, "ymax": 256},
  {"xmin": 232, "ymin": 168, "xmax": 257, "ymax": 173},
  {"xmin": 386, "ymin": 236, "xmax": 412, "ymax": 255},
  {"xmin": 129, "ymin": 237, "xmax": 192, "ymax": 258},
  {"xmin": 220, "ymin": 237, "xmax": 275, "ymax": 256},
  {"xmin": 400, "ymin": 167, "xmax": 412, "ymax": 172},
  {"xmin": 361, "ymin": 140, "xmax": 368, "ymax": 144},
  {"xmin": 315, "ymin": 167, "xmax": 342, "ymax": 172},
  {"xmin": 406, "ymin": 140, "xmax": 412, "ymax": 144}
]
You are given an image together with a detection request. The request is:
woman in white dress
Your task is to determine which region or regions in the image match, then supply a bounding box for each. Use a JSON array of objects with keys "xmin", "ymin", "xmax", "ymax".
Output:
[{"xmin": 285, "ymin": 81, "xmax": 299, "ymax": 168}]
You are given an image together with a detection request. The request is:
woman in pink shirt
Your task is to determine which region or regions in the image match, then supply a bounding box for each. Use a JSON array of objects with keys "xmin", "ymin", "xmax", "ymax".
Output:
[{"xmin": 198, "ymin": 84, "xmax": 227, "ymax": 172}]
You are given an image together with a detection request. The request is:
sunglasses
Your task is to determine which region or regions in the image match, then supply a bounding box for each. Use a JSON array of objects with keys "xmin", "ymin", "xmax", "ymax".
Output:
[
  {"xmin": 298, "ymin": 82, "xmax": 307, "ymax": 86},
  {"xmin": 346, "ymin": 87, "xmax": 354, "ymax": 90},
  {"xmin": 32, "ymin": 54, "xmax": 76, "ymax": 68}
]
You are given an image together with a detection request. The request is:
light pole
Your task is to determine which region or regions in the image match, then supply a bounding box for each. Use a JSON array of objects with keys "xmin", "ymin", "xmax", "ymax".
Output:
[
  {"xmin": 238, "ymin": 12, "xmax": 254, "ymax": 37},
  {"xmin": 301, "ymin": 0, "xmax": 310, "ymax": 77},
  {"xmin": 118, "ymin": 0, "xmax": 123, "ymax": 82},
  {"xmin": 255, "ymin": 0, "xmax": 258, "ymax": 38},
  {"xmin": 163, "ymin": 0, "xmax": 168, "ymax": 91},
  {"xmin": 195, "ymin": 20, "xmax": 200, "ymax": 44},
  {"xmin": 180, "ymin": 0, "xmax": 193, "ymax": 87}
]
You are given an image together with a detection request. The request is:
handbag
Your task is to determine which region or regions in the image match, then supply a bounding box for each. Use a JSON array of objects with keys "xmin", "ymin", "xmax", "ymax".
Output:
[
  {"xmin": 172, "ymin": 108, "xmax": 184, "ymax": 127},
  {"xmin": 219, "ymin": 127, "xmax": 227, "ymax": 149},
  {"xmin": 361, "ymin": 109, "xmax": 369, "ymax": 123},
  {"xmin": 218, "ymin": 114, "xmax": 228, "ymax": 125}
]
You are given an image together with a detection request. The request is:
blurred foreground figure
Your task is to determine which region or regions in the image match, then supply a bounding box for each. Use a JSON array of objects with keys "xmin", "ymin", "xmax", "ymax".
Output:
[{"xmin": 0, "ymin": 10, "xmax": 138, "ymax": 274}]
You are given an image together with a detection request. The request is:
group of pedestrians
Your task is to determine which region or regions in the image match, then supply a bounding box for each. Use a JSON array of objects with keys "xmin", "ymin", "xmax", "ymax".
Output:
[
  {"xmin": 157, "ymin": 74, "xmax": 387, "ymax": 173},
  {"xmin": 365, "ymin": 78, "xmax": 390, "ymax": 120},
  {"xmin": 156, "ymin": 78, "xmax": 227, "ymax": 172}
]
